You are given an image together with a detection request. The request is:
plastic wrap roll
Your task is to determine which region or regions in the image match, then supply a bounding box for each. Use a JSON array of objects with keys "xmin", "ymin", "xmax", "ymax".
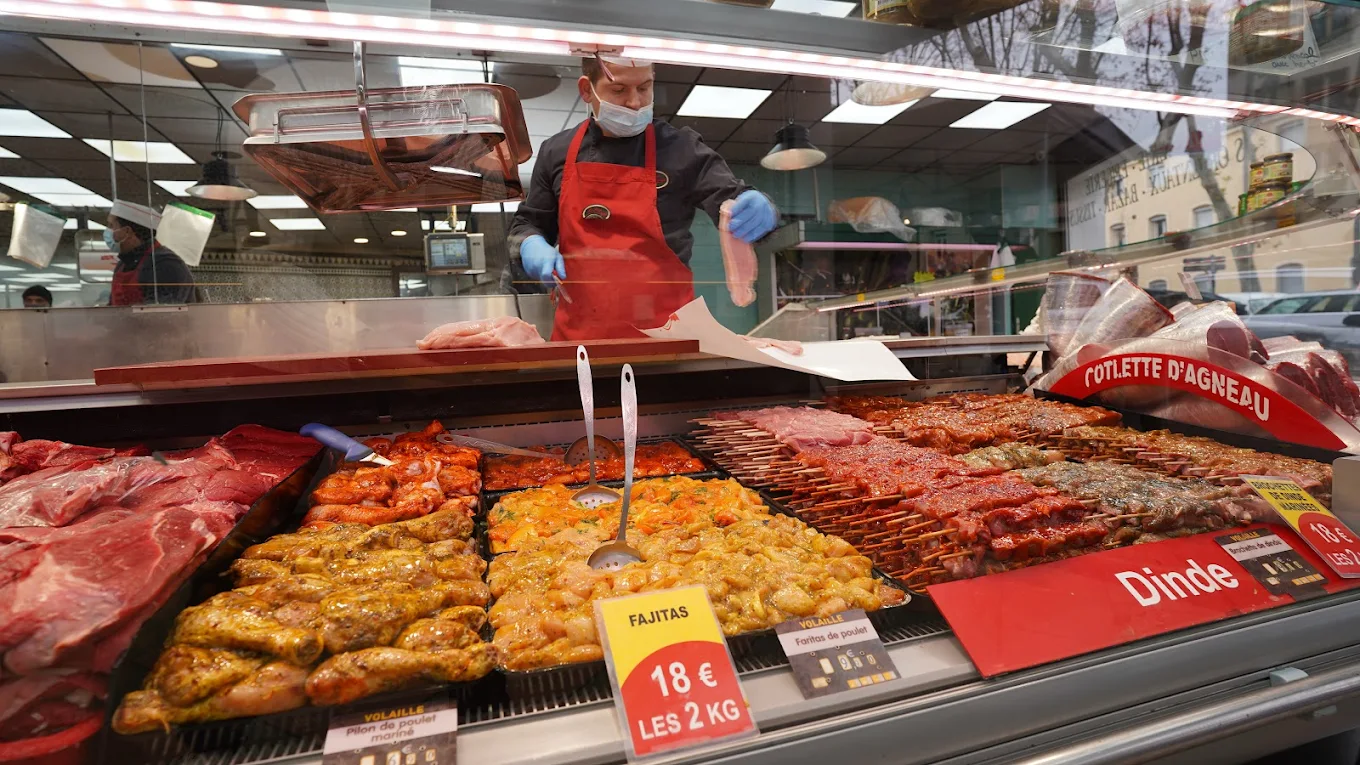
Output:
[{"xmin": 1041, "ymin": 271, "xmax": 1111, "ymax": 357}]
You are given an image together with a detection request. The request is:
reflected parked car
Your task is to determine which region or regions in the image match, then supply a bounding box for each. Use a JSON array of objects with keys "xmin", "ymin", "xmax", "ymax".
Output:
[{"xmin": 1242, "ymin": 290, "xmax": 1360, "ymax": 368}]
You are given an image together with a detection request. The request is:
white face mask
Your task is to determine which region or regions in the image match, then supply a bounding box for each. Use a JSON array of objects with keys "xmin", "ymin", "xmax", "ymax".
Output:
[{"xmin": 590, "ymin": 84, "xmax": 653, "ymax": 138}]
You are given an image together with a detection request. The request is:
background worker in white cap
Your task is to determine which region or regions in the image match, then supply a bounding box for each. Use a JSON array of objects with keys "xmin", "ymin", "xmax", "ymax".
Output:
[
  {"xmin": 106, "ymin": 200, "xmax": 196, "ymax": 306},
  {"xmin": 509, "ymin": 55, "xmax": 778, "ymax": 340}
]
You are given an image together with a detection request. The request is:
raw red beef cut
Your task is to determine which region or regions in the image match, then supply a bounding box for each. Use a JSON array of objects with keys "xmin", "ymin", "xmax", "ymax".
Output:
[
  {"xmin": 7, "ymin": 441, "xmax": 117, "ymax": 474},
  {"xmin": 0, "ymin": 502, "xmax": 239, "ymax": 674},
  {"xmin": 0, "ymin": 456, "xmax": 222, "ymax": 528}
]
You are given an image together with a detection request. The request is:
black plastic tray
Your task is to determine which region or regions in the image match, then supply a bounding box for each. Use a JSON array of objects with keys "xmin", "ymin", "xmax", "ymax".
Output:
[{"xmin": 97, "ymin": 449, "xmax": 493, "ymax": 764}]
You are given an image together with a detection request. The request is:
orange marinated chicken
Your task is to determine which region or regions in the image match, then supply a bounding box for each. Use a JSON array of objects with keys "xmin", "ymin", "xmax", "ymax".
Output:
[{"xmin": 483, "ymin": 441, "xmax": 704, "ymax": 491}]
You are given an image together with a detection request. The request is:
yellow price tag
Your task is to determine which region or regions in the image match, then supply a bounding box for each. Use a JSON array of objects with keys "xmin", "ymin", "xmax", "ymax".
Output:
[
  {"xmin": 991, "ymin": 268, "xmax": 1005, "ymax": 281},
  {"xmin": 1243, "ymin": 476, "xmax": 1360, "ymax": 578},
  {"xmin": 595, "ymin": 587, "xmax": 756, "ymax": 759}
]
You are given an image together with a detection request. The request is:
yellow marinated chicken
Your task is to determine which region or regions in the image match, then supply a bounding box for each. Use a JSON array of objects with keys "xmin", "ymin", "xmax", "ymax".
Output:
[
  {"xmin": 306, "ymin": 643, "xmax": 498, "ymax": 706},
  {"xmin": 117, "ymin": 507, "xmax": 496, "ymax": 731},
  {"xmin": 488, "ymin": 515, "xmax": 906, "ymax": 670},
  {"xmin": 113, "ymin": 661, "xmax": 310, "ymax": 734},
  {"xmin": 142, "ymin": 646, "xmax": 270, "ymax": 708},
  {"xmin": 487, "ymin": 477, "xmax": 768, "ymax": 553},
  {"xmin": 172, "ymin": 592, "xmax": 324, "ymax": 666}
]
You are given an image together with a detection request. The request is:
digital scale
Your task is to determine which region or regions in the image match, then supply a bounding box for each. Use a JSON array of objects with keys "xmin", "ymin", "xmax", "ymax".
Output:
[{"xmin": 424, "ymin": 232, "xmax": 486, "ymax": 276}]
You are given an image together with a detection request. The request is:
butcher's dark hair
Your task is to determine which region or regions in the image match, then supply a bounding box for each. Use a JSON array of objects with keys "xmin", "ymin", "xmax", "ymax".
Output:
[
  {"xmin": 113, "ymin": 216, "xmax": 154, "ymax": 244},
  {"xmin": 22, "ymin": 285, "xmax": 52, "ymax": 304}
]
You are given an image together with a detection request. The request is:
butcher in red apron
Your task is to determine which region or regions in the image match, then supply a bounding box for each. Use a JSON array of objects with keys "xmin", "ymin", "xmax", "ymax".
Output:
[
  {"xmin": 509, "ymin": 56, "xmax": 778, "ymax": 341},
  {"xmin": 106, "ymin": 199, "xmax": 197, "ymax": 306}
]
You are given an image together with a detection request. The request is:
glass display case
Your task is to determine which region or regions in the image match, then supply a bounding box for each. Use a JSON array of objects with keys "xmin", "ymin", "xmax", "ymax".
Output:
[{"xmin": 4, "ymin": 3, "xmax": 1360, "ymax": 765}]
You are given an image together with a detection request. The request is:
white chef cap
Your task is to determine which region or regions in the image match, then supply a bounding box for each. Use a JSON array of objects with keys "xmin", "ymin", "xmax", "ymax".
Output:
[{"xmin": 109, "ymin": 199, "xmax": 162, "ymax": 229}]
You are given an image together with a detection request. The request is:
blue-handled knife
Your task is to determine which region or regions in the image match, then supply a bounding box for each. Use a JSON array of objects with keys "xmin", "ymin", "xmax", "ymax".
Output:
[{"xmin": 300, "ymin": 423, "xmax": 395, "ymax": 466}]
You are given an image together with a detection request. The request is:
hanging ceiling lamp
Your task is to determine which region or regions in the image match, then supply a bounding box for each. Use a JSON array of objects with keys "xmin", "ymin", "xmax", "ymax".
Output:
[
  {"xmin": 761, "ymin": 122, "xmax": 825, "ymax": 171},
  {"xmin": 189, "ymin": 107, "xmax": 257, "ymax": 202}
]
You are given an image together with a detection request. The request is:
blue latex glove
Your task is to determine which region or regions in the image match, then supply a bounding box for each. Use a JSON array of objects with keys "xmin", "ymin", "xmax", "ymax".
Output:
[
  {"xmin": 728, "ymin": 190, "xmax": 778, "ymax": 243},
  {"xmin": 521, "ymin": 234, "xmax": 565, "ymax": 286}
]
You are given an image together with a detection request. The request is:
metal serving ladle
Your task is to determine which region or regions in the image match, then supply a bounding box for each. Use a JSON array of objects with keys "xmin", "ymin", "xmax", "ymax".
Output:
[
  {"xmin": 569, "ymin": 346, "xmax": 622, "ymax": 509},
  {"xmin": 587, "ymin": 364, "xmax": 642, "ymax": 570}
]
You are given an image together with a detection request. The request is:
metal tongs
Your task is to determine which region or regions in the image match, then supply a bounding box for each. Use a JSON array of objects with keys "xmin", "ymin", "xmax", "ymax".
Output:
[
  {"xmin": 587, "ymin": 364, "xmax": 642, "ymax": 570},
  {"xmin": 569, "ymin": 346, "xmax": 622, "ymax": 509},
  {"xmin": 435, "ymin": 432, "xmax": 550, "ymax": 459}
]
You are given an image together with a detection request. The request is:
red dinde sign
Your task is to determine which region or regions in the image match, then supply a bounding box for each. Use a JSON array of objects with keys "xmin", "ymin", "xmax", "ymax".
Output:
[
  {"xmin": 1048, "ymin": 353, "xmax": 1346, "ymax": 449},
  {"xmin": 929, "ymin": 524, "xmax": 1359, "ymax": 677}
]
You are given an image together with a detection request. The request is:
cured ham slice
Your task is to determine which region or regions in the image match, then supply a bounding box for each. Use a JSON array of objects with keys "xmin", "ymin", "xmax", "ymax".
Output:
[{"xmin": 718, "ymin": 199, "xmax": 757, "ymax": 307}]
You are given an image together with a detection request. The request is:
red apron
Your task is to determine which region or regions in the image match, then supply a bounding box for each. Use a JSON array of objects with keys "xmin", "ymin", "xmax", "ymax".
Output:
[
  {"xmin": 551, "ymin": 121, "xmax": 695, "ymax": 341},
  {"xmin": 110, "ymin": 250, "xmax": 148, "ymax": 306}
]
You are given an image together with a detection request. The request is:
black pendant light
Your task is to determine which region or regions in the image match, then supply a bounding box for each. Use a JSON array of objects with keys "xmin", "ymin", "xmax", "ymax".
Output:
[
  {"xmin": 761, "ymin": 122, "xmax": 826, "ymax": 171},
  {"xmin": 188, "ymin": 108, "xmax": 257, "ymax": 202}
]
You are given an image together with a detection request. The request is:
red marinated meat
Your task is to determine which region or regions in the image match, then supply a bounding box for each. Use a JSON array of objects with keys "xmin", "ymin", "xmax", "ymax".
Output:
[
  {"xmin": 988, "ymin": 521, "xmax": 1108, "ymax": 562},
  {"xmin": 0, "ymin": 502, "xmax": 239, "ymax": 674}
]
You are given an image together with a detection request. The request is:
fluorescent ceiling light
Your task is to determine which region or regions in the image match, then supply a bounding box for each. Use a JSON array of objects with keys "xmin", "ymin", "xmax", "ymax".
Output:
[
  {"xmin": 421, "ymin": 220, "xmax": 452, "ymax": 232},
  {"xmin": 0, "ymin": 145, "xmax": 17, "ymax": 159},
  {"xmin": 391, "ymin": 230, "xmax": 407, "ymax": 236},
  {"xmin": 951, "ymin": 101, "xmax": 1052, "ymax": 129},
  {"xmin": 46, "ymin": 284, "xmax": 83, "ymax": 292},
  {"xmin": 822, "ymin": 99, "xmax": 918, "ymax": 124},
  {"xmin": 0, "ymin": 109, "xmax": 70, "ymax": 139},
  {"xmin": 677, "ymin": 85, "xmax": 772, "ymax": 119},
  {"xmin": 7, "ymin": 273, "xmax": 69, "ymax": 282},
  {"xmin": 930, "ymin": 89, "xmax": 999, "ymax": 101},
  {"xmin": 87, "ymin": 220, "xmax": 106, "ymax": 230},
  {"xmin": 353, "ymin": 237, "xmax": 369, "ymax": 244},
  {"xmin": 51, "ymin": 262, "xmax": 77, "ymax": 270},
  {"xmin": 770, "ymin": 0, "xmax": 856, "ymax": 16},
  {"xmin": 471, "ymin": 201, "xmax": 520, "ymax": 213},
  {"xmin": 431, "ymin": 166, "xmax": 482, "ymax": 177},
  {"xmin": 0, "ymin": 264, "xmax": 24, "ymax": 273},
  {"xmin": 0, "ymin": 177, "xmax": 111, "ymax": 206},
  {"xmin": 83, "ymin": 139, "xmax": 194, "ymax": 164},
  {"xmin": 249, "ymin": 230, "xmax": 267, "ymax": 237},
  {"xmin": 154, "ymin": 180, "xmax": 196, "ymax": 196},
  {"xmin": 247, "ymin": 194, "xmax": 308, "ymax": 209},
  {"xmin": 399, "ymin": 56, "xmax": 492, "ymax": 87},
  {"xmin": 269, "ymin": 217, "xmax": 326, "ymax": 231},
  {"xmin": 170, "ymin": 43, "xmax": 282, "ymax": 55}
]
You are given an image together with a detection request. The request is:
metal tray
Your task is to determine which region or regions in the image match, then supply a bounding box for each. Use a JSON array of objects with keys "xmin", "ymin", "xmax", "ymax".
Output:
[{"xmin": 231, "ymin": 44, "xmax": 531, "ymax": 213}]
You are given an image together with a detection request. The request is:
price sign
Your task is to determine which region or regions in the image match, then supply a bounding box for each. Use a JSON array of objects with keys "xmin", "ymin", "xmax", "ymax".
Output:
[
  {"xmin": 1214, "ymin": 527, "xmax": 1327, "ymax": 600},
  {"xmin": 595, "ymin": 586, "xmax": 757, "ymax": 760},
  {"xmin": 1243, "ymin": 477, "xmax": 1360, "ymax": 578},
  {"xmin": 775, "ymin": 609, "xmax": 897, "ymax": 699},
  {"xmin": 322, "ymin": 690, "xmax": 456, "ymax": 765}
]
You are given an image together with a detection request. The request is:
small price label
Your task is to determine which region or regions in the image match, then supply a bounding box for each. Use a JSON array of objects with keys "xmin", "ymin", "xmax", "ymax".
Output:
[
  {"xmin": 322, "ymin": 690, "xmax": 456, "ymax": 765},
  {"xmin": 1214, "ymin": 527, "xmax": 1327, "ymax": 600},
  {"xmin": 775, "ymin": 609, "xmax": 897, "ymax": 699},
  {"xmin": 595, "ymin": 586, "xmax": 757, "ymax": 760},
  {"xmin": 1243, "ymin": 476, "xmax": 1360, "ymax": 578}
]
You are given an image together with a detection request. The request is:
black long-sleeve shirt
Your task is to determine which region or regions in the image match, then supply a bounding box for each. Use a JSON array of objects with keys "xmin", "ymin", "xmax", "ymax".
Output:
[{"xmin": 508, "ymin": 118, "xmax": 753, "ymax": 266}]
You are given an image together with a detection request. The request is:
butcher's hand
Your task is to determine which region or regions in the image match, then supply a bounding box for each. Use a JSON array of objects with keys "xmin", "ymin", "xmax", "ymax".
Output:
[
  {"xmin": 728, "ymin": 190, "xmax": 778, "ymax": 243},
  {"xmin": 521, "ymin": 235, "xmax": 565, "ymax": 286}
]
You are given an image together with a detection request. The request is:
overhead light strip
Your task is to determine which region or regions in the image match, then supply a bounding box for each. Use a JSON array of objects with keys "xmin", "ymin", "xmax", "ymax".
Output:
[{"xmin": 2, "ymin": 0, "xmax": 1354, "ymax": 123}]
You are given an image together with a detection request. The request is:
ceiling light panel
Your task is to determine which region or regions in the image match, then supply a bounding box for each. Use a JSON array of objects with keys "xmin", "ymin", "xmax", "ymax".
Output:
[
  {"xmin": 822, "ymin": 99, "xmax": 918, "ymax": 124},
  {"xmin": 154, "ymin": 180, "xmax": 196, "ymax": 196},
  {"xmin": 269, "ymin": 217, "xmax": 326, "ymax": 231},
  {"xmin": 470, "ymin": 201, "xmax": 520, "ymax": 213},
  {"xmin": 170, "ymin": 43, "xmax": 283, "ymax": 55},
  {"xmin": 83, "ymin": 139, "xmax": 195, "ymax": 164},
  {"xmin": 399, "ymin": 56, "xmax": 492, "ymax": 87},
  {"xmin": 677, "ymin": 85, "xmax": 773, "ymax": 119},
  {"xmin": 930, "ymin": 89, "xmax": 1000, "ymax": 101},
  {"xmin": 770, "ymin": 0, "xmax": 856, "ymax": 16},
  {"xmin": 248, "ymin": 195, "xmax": 309, "ymax": 210},
  {"xmin": 951, "ymin": 101, "xmax": 1052, "ymax": 129},
  {"xmin": 0, "ymin": 145, "xmax": 18, "ymax": 159},
  {"xmin": 0, "ymin": 109, "xmax": 71, "ymax": 139}
]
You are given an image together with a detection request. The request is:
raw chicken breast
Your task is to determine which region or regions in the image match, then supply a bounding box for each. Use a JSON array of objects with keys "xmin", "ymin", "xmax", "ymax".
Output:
[
  {"xmin": 719, "ymin": 199, "xmax": 757, "ymax": 308},
  {"xmin": 417, "ymin": 317, "xmax": 545, "ymax": 350}
]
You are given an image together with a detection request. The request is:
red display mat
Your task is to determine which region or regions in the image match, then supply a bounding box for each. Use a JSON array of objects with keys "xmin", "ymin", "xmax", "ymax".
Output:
[
  {"xmin": 929, "ymin": 523, "xmax": 1360, "ymax": 677},
  {"xmin": 93, "ymin": 338, "xmax": 701, "ymax": 389}
]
